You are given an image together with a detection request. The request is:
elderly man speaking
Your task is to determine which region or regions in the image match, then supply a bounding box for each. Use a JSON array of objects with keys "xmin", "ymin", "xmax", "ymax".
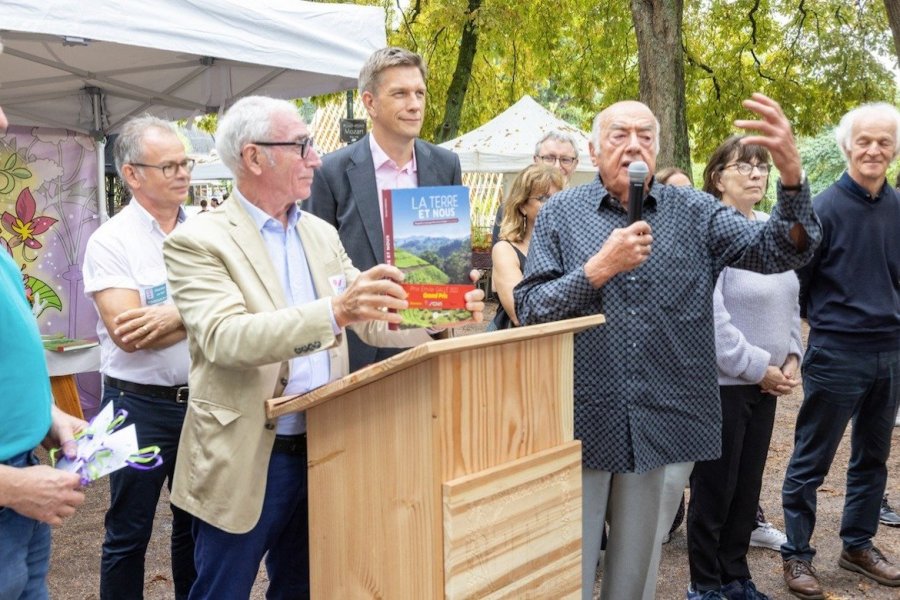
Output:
[
  {"xmin": 515, "ymin": 94, "xmax": 821, "ymax": 600},
  {"xmin": 162, "ymin": 96, "xmax": 484, "ymax": 599}
]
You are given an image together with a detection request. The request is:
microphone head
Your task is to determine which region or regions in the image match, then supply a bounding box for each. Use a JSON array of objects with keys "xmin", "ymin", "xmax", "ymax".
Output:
[{"xmin": 628, "ymin": 160, "xmax": 649, "ymax": 183}]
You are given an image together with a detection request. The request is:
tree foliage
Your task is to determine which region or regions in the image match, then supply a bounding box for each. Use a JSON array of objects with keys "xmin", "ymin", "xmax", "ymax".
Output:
[
  {"xmin": 392, "ymin": 0, "xmax": 615, "ymax": 141},
  {"xmin": 682, "ymin": 0, "xmax": 896, "ymax": 160},
  {"xmin": 796, "ymin": 129, "xmax": 847, "ymax": 196},
  {"xmin": 318, "ymin": 0, "xmax": 896, "ymax": 170}
]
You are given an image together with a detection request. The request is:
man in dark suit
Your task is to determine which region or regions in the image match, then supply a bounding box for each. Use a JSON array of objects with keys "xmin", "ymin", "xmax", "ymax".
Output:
[{"xmin": 307, "ymin": 47, "xmax": 461, "ymax": 371}]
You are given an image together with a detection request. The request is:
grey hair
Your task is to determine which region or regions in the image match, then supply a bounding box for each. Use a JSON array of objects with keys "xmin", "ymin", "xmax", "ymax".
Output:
[
  {"xmin": 834, "ymin": 102, "xmax": 900, "ymax": 162},
  {"xmin": 358, "ymin": 47, "xmax": 427, "ymax": 96},
  {"xmin": 591, "ymin": 106, "xmax": 661, "ymax": 154},
  {"xmin": 215, "ymin": 96, "xmax": 300, "ymax": 175},
  {"xmin": 113, "ymin": 115, "xmax": 175, "ymax": 179},
  {"xmin": 534, "ymin": 130, "xmax": 579, "ymax": 157}
]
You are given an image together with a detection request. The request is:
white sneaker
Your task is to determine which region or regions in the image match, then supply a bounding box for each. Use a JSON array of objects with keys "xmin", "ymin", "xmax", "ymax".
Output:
[{"xmin": 749, "ymin": 521, "xmax": 787, "ymax": 551}]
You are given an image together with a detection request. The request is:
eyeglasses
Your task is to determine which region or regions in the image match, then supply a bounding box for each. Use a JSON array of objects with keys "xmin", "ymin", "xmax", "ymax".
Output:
[
  {"xmin": 536, "ymin": 154, "xmax": 577, "ymax": 167},
  {"xmin": 130, "ymin": 158, "xmax": 196, "ymax": 178},
  {"xmin": 251, "ymin": 136, "xmax": 316, "ymax": 159},
  {"xmin": 723, "ymin": 162, "xmax": 770, "ymax": 175},
  {"xmin": 529, "ymin": 193, "xmax": 552, "ymax": 204}
]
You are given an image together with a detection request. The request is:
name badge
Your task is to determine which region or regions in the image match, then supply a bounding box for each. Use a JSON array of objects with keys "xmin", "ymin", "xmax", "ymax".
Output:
[
  {"xmin": 143, "ymin": 283, "xmax": 168, "ymax": 305},
  {"xmin": 328, "ymin": 274, "xmax": 346, "ymax": 295}
]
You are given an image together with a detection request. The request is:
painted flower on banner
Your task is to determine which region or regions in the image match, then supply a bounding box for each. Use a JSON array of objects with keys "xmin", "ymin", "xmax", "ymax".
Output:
[{"xmin": 1, "ymin": 187, "xmax": 58, "ymax": 250}]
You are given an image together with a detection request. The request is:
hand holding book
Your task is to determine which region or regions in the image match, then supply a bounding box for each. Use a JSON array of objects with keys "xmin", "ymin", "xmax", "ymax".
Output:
[
  {"xmin": 331, "ymin": 265, "xmax": 486, "ymax": 330},
  {"xmin": 331, "ymin": 264, "xmax": 410, "ymax": 329}
]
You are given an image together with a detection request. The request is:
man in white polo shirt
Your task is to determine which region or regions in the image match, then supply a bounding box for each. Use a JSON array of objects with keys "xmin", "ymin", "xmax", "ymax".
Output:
[{"xmin": 82, "ymin": 116, "xmax": 196, "ymax": 599}]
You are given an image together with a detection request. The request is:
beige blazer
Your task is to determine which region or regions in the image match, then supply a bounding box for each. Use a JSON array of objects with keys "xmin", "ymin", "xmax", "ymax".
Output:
[{"xmin": 163, "ymin": 197, "xmax": 429, "ymax": 533}]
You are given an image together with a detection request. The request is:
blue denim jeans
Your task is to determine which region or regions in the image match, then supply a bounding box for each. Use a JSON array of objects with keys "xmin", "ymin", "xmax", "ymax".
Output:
[
  {"xmin": 0, "ymin": 452, "xmax": 51, "ymax": 600},
  {"xmin": 782, "ymin": 345, "xmax": 900, "ymax": 561},
  {"xmin": 189, "ymin": 447, "xmax": 309, "ymax": 600},
  {"xmin": 99, "ymin": 386, "xmax": 195, "ymax": 600}
]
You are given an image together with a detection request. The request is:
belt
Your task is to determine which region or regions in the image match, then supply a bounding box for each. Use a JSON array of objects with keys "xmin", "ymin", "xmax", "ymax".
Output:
[
  {"xmin": 272, "ymin": 433, "xmax": 307, "ymax": 455},
  {"xmin": 104, "ymin": 376, "xmax": 189, "ymax": 403}
]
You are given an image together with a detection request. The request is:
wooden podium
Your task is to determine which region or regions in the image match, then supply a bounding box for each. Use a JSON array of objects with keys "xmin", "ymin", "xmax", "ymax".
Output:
[{"xmin": 266, "ymin": 314, "xmax": 604, "ymax": 599}]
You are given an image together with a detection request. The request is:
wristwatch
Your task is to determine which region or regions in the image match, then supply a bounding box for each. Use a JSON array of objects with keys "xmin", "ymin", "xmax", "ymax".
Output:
[{"xmin": 779, "ymin": 169, "xmax": 806, "ymax": 191}]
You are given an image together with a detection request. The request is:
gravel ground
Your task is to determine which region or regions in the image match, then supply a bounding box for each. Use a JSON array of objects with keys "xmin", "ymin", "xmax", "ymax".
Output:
[{"xmin": 47, "ymin": 307, "xmax": 900, "ymax": 599}]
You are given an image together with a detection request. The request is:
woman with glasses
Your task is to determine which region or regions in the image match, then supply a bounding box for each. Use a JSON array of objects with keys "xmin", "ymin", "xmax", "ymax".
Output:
[
  {"xmin": 684, "ymin": 136, "xmax": 802, "ymax": 600},
  {"xmin": 487, "ymin": 164, "xmax": 563, "ymax": 330}
]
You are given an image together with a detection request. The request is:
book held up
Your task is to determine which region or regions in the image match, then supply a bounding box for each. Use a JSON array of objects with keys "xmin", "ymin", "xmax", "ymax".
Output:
[{"xmin": 382, "ymin": 185, "xmax": 474, "ymax": 329}]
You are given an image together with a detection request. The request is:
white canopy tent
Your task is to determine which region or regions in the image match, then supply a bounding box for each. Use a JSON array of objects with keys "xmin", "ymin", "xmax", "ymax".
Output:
[
  {"xmin": 0, "ymin": 0, "xmax": 386, "ymax": 217},
  {"xmin": 0, "ymin": 0, "xmax": 385, "ymax": 134},
  {"xmin": 191, "ymin": 160, "xmax": 233, "ymax": 182},
  {"xmin": 439, "ymin": 95, "xmax": 595, "ymax": 181}
]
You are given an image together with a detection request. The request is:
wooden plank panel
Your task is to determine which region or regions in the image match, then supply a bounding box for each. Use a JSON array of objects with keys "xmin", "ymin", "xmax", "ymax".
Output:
[
  {"xmin": 306, "ymin": 361, "xmax": 443, "ymax": 599},
  {"xmin": 443, "ymin": 442, "xmax": 582, "ymax": 600},
  {"xmin": 267, "ymin": 314, "xmax": 603, "ymax": 418},
  {"xmin": 438, "ymin": 335, "xmax": 574, "ymax": 480}
]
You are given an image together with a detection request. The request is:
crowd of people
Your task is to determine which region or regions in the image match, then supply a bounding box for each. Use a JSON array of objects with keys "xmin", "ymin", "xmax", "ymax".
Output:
[{"xmin": 1, "ymin": 43, "xmax": 899, "ymax": 600}]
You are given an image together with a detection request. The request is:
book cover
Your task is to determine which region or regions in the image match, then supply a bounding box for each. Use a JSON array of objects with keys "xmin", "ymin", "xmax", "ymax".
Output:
[
  {"xmin": 41, "ymin": 333, "xmax": 99, "ymax": 352},
  {"xmin": 382, "ymin": 185, "xmax": 474, "ymax": 329}
]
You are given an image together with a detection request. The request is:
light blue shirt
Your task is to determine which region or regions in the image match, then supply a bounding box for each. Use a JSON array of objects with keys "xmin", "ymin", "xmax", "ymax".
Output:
[
  {"xmin": 0, "ymin": 251, "xmax": 52, "ymax": 460},
  {"xmin": 236, "ymin": 191, "xmax": 331, "ymax": 435}
]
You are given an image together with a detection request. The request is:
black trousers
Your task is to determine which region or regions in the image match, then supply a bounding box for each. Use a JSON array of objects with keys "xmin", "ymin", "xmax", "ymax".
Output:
[{"xmin": 687, "ymin": 384, "xmax": 776, "ymax": 590}]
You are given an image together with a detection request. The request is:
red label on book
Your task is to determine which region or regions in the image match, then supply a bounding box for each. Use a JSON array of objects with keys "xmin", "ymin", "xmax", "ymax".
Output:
[{"xmin": 403, "ymin": 283, "xmax": 474, "ymax": 310}]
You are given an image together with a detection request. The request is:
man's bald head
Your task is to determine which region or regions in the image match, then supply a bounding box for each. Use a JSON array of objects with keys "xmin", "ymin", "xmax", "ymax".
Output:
[
  {"xmin": 592, "ymin": 101, "xmax": 659, "ymax": 153},
  {"xmin": 589, "ymin": 100, "xmax": 660, "ymax": 203}
]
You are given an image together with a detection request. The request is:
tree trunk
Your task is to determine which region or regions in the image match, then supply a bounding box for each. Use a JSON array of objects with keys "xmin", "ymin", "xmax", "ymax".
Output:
[
  {"xmin": 886, "ymin": 0, "xmax": 900, "ymax": 68},
  {"xmin": 434, "ymin": 0, "xmax": 481, "ymax": 143},
  {"xmin": 630, "ymin": 0, "xmax": 691, "ymax": 175}
]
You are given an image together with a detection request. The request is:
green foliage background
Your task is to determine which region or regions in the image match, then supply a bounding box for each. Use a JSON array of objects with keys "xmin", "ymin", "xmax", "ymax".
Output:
[{"xmin": 332, "ymin": 0, "xmax": 897, "ymax": 169}]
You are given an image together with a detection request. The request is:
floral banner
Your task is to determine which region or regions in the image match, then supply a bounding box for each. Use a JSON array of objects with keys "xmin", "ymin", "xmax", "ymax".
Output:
[{"xmin": 0, "ymin": 126, "xmax": 101, "ymax": 415}]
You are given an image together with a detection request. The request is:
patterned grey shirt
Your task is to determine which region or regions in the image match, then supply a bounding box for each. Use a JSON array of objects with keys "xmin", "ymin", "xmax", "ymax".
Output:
[{"xmin": 514, "ymin": 178, "xmax": 821, "ymax": 473}]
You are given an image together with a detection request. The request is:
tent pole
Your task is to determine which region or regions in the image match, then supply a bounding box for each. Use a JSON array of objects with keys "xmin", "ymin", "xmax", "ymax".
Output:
[
  {"xmin": 87, "ymin": 87, "xmax": 103, "ymax": 137},
  {"xmin": 87, "ymin": 87, "xmax": 110, "ymax": 223},
  {"xmin": 97, "ymin": 138, "xmax": 108, "ymax": 223}
]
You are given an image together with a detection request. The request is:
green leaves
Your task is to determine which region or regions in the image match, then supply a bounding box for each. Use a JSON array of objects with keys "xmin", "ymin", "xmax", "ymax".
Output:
[
  {"xmin": 26, "ymin": 275, "xmax": 62, "ymax": 317},
  {"xmin": 683, "ymin": 0, "xmax": 895, "ymax": 160},
  {"xmin": 0, "ymin": 152, "xmax": 33, "ymax": 195},
  {"xmin": 332, "ymin": 0, "xmax": 896, "ymax": 167}
]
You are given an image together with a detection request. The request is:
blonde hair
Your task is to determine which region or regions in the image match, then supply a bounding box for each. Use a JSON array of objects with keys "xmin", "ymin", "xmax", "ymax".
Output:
[{"xmin": 498, "ymin": 164, "xmax": 564, "ymax": 243}]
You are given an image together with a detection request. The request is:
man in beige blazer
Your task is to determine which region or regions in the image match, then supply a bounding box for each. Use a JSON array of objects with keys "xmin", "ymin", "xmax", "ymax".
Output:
[{"xmin": 163, "ymin": 96, "xmax": 483, "ymax": 599}]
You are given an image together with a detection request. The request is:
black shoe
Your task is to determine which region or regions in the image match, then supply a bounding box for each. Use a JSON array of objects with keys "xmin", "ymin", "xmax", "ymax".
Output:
[{"xmin": 880, "ymin": 495, "xmax": 900, "ymax": 528}]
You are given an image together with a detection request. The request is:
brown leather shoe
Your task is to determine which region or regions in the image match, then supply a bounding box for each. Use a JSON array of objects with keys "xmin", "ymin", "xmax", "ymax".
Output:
[
  {"xmin": 783, "ymin": 559, "xmax": 825, "ymax": 600},
  {"xmin": 839, "ymin": 546, "xmax": 900, "ymax": 586}
]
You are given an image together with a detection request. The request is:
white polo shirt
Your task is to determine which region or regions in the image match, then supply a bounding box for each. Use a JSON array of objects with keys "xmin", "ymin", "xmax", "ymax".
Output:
[{"xmin": 82, "ymin": 200, "xmax": 190, "ymax": 386}]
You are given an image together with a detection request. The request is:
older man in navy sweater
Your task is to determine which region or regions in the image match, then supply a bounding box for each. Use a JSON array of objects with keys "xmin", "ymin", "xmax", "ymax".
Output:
[{"xmin": 781, "ymin": 102, "xmax": 900, "ymax": 599}]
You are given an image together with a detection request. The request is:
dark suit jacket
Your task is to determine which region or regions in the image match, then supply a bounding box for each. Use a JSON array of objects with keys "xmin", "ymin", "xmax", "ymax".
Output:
[{"xmin": 307, "ymin": 133, "xmax": 462, "ymax": 370}]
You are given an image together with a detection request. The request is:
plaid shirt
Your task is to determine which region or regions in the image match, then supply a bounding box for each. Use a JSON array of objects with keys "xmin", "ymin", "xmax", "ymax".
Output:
[{"xmin": 515, "ymin": 178, "xmax": 821, "ymax": 473}]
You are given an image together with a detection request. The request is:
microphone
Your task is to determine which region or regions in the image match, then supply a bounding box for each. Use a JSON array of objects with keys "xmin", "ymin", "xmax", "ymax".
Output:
[{"xmin": 627, "ymin": 161, "xmax": 649, "ymax": 224}]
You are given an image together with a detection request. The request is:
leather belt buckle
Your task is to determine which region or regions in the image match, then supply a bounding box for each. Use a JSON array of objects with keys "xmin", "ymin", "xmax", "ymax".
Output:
[{"xmin": 175, "ymin": 386, "xmax": 189, "ymax": 404}]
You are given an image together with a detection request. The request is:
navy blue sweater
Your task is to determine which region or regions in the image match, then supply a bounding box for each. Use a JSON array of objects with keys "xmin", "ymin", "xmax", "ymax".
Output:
[{"xmin": 798, "ymin": 172, "xmax": 900, "ymax": 350}]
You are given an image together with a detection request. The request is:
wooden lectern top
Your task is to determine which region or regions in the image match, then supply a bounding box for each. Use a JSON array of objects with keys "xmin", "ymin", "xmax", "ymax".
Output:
[{"xmin": 266, "ymin": 313, "xmax": 604, "ymax": 419}]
